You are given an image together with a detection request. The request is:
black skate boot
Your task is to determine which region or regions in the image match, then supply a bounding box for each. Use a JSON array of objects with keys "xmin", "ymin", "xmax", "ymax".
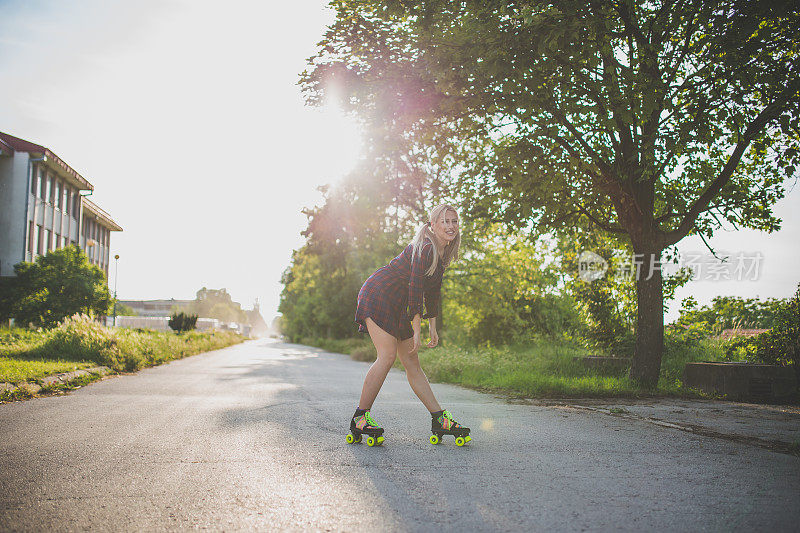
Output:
[
  {"xmin": 347, "ymin": 409, "xmax": 385, "ymax": 447},
  {"xmin": 430, "ymin": 410, "xmax": 471, "ymax": 446}
]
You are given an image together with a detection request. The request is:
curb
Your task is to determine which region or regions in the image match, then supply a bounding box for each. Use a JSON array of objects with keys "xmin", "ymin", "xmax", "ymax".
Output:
[
  {"xmin": 563, "ymin": 403, "xmax": 800, "ymax": 457},
  {"xmin": 0, "ymin": 366, "xmax": 113, "ymax": 397}
]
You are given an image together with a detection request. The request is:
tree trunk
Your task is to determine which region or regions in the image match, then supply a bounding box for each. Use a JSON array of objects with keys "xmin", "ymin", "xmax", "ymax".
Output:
[{"xmin": 630, "ymin": 248, "xmax": 664, "ymax": 387}]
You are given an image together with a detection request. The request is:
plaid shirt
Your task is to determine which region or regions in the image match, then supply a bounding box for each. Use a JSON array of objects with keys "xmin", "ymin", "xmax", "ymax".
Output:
[{"xmin": 355, "ymin": 238, "xmax": 444, "ymax": 340}]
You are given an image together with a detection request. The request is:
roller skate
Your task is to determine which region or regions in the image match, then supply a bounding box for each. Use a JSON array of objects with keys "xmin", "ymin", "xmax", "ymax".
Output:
[
  {"xmin": 429, "ymin": 410, "xmax": 471, "ymax": 446},
  {"xmin": 346, "ymin": 409, "xmax": 385, "ymax": 447}
]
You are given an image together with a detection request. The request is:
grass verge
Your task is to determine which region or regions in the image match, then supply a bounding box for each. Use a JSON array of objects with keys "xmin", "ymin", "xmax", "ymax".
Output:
[
  {"xmin": 0, "ymin": 370, "xmax": 106, "ymax": 402},
  {"xmin": 298, "ymin": 335, "xmax": 733, "ymax": 399},
  {"xmin": 1, "ymin": 315, "xmax": 245, "ymax": 383},
  {"xmin": 0, "ymin": 357, "xmax": 94, "ymax": 383}
]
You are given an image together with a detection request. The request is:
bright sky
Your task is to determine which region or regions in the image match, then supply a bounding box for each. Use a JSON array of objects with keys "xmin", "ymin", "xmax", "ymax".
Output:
[
  {"xmin": 0, "ymin": 0, "xmax": 362, "ymax": 321},
  {"xmin": 0, "ymin": 0, "xmax": 797, "ymax": 323}
]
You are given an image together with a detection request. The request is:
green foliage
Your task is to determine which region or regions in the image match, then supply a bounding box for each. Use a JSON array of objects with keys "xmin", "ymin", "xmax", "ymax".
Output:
[
  {"xmin": 444, "ymin": 228, "xmax": 581, "ymax": 345},
  {"xmin": 668, "ymin": 288, "xmax": 799, "ymax": 381},
  {"xmin": 279, "ymin": 175, "xmax": 408, "ymax": 342},
  {"xmin": 0, "ymin": 353, "xmax": 93, "ymax": 383},
  {"xmin": 41, "ymin": 314, "xmax": 123, "ymax": 369},
  {"xmin": 754, "ymin": 284, "xmax": 800, "ymax": 374},
  {"xmin": 0, "ymin": 247, "xmax": 111, "ymax": 327},
  {"xmin": 7, "ymin": 314, "xmax": 244, "ymax": 374},
  {"xmin": 168, "ymin": 311, "xmax": 198, "ymax": 333},
  {"xmin": 721, "ymin": 335, "xmax": 760, "ymax": 362},
  {"xmin": 302, "ymin": 0, "xmax": 800, "ymax": 385},
  {"xmin": 676, "ymin": 295, "xmax": 785, "ymax": 334}
]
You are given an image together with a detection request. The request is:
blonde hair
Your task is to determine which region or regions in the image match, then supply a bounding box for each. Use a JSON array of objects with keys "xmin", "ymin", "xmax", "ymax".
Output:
[{"xmin": 411, "ymin": 203, "xmax": 461, "ymax": 276}]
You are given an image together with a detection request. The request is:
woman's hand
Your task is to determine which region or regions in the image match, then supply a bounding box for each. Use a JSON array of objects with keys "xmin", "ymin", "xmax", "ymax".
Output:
[{"xmin": 427, "ymin": 328, "xmax": 439, "ymax": 348}]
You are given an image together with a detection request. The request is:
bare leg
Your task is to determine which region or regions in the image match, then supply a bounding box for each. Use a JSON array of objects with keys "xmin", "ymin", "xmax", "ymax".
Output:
[
  {"xmin": 358, "ymin": 318, "xmax": 398, "ymax": 410},
  {"xmin": 396, "ymin": 336, "xmax": 442, "ymax": 413}
]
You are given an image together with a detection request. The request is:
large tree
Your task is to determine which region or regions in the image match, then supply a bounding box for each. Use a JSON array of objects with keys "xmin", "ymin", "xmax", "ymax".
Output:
[
  {"xmin": 302, "ymin": 0, "xmax": 800, "ymax": 385},
  {"xmin": 0, "ymin": 246, "xmax": 111, "ymax": 327}
]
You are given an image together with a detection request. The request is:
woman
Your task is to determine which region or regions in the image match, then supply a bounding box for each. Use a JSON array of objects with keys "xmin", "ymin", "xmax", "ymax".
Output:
[{"xmin": 348, "ymin": 203, "xmax": 471, "ymax": 447}]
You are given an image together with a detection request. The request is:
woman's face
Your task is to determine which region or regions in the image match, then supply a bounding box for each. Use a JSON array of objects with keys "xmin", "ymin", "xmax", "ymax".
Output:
[{"xmin": 431, "ymin": 209, "xmax": 459, "ymax": 244}]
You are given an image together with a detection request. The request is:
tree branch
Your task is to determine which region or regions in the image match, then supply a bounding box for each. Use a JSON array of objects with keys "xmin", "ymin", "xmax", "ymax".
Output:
[
  {"xmin": 662, "ymin": 77, "xmax": 800, "ymax": 247},
  {"xmin": 576, "ymin": 204, "xmax": 627, "ymax": 234}
]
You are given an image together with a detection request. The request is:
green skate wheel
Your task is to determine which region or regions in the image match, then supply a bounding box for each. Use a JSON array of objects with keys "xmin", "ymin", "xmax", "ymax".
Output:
[
  {"xmin": 465, "ymin": 435, "xmax": 472, "ymax": 443},
  {"xmin": 429, "ymin": 434, "xmax": 440, "ymax": 445},
  {"xmin": 376, "ymin": 436, "xmax": 384, "ymax": 446},
  {"xmin": 346, "ymin": 434, "xmax": 355, "ymax": 444},
  {"xmin": 455, "ymin": 436, "xmax": 466, "ymax": 447},
  {"xmin": 354, "ymin": 434, "xmax": 362, "ymax": 444},
  {"xmin": 366, "ymin": 436, "xmax": 376, "ymax": 447}
]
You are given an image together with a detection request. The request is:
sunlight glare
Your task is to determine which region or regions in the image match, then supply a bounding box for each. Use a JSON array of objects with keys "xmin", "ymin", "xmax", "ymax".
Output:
[{"xmin": 313, "ymin": 94, "xmax": 363, "ymax": 184}]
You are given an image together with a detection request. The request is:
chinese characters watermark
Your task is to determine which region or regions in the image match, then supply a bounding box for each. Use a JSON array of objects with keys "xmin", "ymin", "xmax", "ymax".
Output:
[{"xmin": 578, "ymin": 250, "xmax": 764, "ymax": 282}]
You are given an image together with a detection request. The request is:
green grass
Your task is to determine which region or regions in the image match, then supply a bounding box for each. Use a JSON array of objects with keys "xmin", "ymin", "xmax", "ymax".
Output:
[
  {"xmin": 418, "ymin": 340, "xmax": 646, "ymax": 398},
  {"xmin": 0, "ymin": 370, "xmax": 105, "ymax": 402},
  {"xmin": 0, "ymin": 357, "xmax": 93, "ymax": 383},
  {"xmin": 299, "ymin": 334, "xmax": 734, "ymax": 399},
  {"xmin": 0, "ymin": 315, "xmax": 246, "ymax": 383}
]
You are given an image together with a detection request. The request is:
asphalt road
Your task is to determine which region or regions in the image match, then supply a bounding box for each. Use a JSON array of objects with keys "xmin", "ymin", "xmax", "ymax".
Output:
[{"xmin": 1, "ymin": 339, "xmax": 798, "ymax": 532}]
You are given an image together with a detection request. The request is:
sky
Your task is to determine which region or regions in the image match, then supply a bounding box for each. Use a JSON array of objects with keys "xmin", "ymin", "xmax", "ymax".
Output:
[
  {"xmin": 0, "ymin": 0, "xmax": 797, "ymax": 323},
  {"xmin": 0, "ymin": 0, "xmax": 362, "ymax": 320}
]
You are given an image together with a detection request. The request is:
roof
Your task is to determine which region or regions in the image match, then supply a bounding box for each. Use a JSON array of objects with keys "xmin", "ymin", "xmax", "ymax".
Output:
[
  {"xmin": 0, "ymin": 136, "xmax": 14, "ymax": 156},
  {"xmin": 0, "ymin": 131, "xmax": 93, "ymax": 191},
  {"xmin": 83, "ymin": 197, "xmax": 123, "ymax": 231}
]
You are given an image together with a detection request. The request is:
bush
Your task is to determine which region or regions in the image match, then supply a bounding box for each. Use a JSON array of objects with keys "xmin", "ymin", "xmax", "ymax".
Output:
[
  {"xmin": 37, "ymin": 314, "xmax": 122, "ymax": 369},
  {"xmin": 754, "ymin": 283, "xmax": 800, "ymax": 380},
  {"xmin": 721, "ymin": 335, "xmax": 759, "ymax": 361},
  {"xmin": 169, "ymin": 311, "xmax": 198, "ymax": 332},
  {"xmin": 26, "ymin": 314, "xmax": 244, "ymax": 373},
  {"xmin": 675, "ymin": 295, "xmax": 786, "ymax": 334},
  {"xmin": 0, "ymin": 247, "xmax": 111, "ymax": 327}
]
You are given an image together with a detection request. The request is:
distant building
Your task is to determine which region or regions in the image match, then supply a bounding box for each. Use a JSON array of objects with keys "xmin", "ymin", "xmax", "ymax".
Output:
[
  {"xmin": 119, "ymin": 297, "xmax": 265, "ymax": 337},
  {"xmin": 0, "ymin": 131, "xmax": 122, "ymax": 278},
  {"xmin": 113, "ymin": 316, "xmax": 220, "ymax": 332},
  {"xmin": 245, "ymin": 299, "xmax": 269, "ymax": 337},
  {"xmin": 119, "ymin": 299, "xmax": 194, "ymax": 317}
]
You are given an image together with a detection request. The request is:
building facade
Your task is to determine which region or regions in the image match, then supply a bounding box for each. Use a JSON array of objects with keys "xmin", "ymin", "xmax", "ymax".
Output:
[
  {"xmin": 119, "ymin": 299, "xmax": 194, "ymax": 317},
  {"xmin": 0, "ymin": 131, "xmax": 122, "ymax": 278}
]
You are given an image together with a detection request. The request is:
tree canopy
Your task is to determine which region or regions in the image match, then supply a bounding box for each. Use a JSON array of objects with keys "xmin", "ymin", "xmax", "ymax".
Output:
[
  {"xmin": 0, "ymin": 246, "xmax": 111, "ymax": 327},
  {"xmin": 302, "ymin": 0, "xmax": 800, "ymax": 385}
]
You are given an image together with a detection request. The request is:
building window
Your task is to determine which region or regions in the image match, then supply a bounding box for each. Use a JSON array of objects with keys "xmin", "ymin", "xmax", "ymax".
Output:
[
  {"xmin": 54, "ymin": 179, "xmax": 61, "ymax": 210},
  {"xmin": 38, "ymin": 171, "xmax": 47, "ymax": 200},
  {"xmin": 28, "ymin": 221, "xmax": 34, "ymax": 253},
  {"xmin": 63, "ymin": 235, "xmax": 69, "ymax": 248},
  {"xmin": 31, "ymin": 168, "xmax": 38, "ymax": 195},
  {"xmin": 48, "ymin": 175, "xmax": 56, "ymax": 204},
  {"xmin": 45, "ymin": 229, "xmax": 52, "ymax": 253},
  {"xmin": 35, "ymin": 225, "xmax": 43, "ymax": 255},
  {"xmin": 64, "ymin": 188, "xmax": 71, "ymax": 216}
]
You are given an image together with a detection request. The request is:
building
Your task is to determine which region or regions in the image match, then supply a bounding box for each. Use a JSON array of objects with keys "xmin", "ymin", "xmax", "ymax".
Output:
[
  {"xmin": 119, "ymin": 299, "xmax": 194, "ymax": 317},
  {"xmin": 0, "ymin": 131, "xmax": 122, "ymax": 278}
]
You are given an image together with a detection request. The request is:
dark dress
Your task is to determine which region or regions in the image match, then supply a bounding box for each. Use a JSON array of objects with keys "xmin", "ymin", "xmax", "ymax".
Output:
[{"xmin": 355, "ymin": 238, "xmax": 444, "ymax": 340}]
